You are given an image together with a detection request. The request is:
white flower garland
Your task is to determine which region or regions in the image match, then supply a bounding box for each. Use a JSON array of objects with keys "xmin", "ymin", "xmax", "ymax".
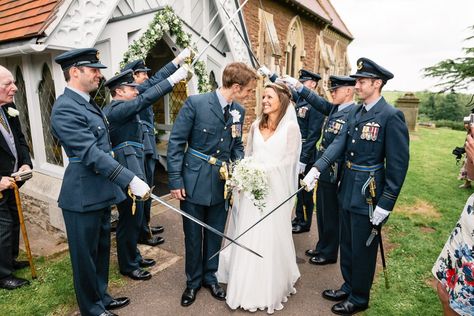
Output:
[{"xmin": 121, "ymin": 6, "xmax": 212, "ymax": 93}]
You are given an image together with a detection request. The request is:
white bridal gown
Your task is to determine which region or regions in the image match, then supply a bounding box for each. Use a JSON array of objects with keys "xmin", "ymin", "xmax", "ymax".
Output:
[{"xmin": 217, "ymin": 105, "xmax": 302, "ymax": 314}]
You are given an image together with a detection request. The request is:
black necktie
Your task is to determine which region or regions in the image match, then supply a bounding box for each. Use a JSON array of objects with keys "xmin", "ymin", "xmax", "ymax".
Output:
[
  {"xmin": 362, "ymin": 106, "xmax": 368, "ymax": 114},
  {"xmin": 224, "ymin": 104, "xmax": 230, "ymax": 122}
]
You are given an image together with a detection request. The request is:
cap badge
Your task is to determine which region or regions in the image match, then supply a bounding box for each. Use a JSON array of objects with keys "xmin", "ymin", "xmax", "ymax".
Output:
[{"xmin": 357, "ymin": 61, "xmax": 363, "ymax": 70}]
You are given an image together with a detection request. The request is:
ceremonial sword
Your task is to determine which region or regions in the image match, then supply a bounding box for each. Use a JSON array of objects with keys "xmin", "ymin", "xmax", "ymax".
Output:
[
  {"xmin": 217, "ymin": 0, "xmax": 261, "ymax": 68},
  {"xmin": 188, "ymin": 0, "xmax": 250, "ymax": 68},
  {"xmin": 208, "ymin": 185, "xmax": 307, "ymax": 261},
  {"xmin": 149, "ymin": 193, "xmax": 262, "ymax": 258}
]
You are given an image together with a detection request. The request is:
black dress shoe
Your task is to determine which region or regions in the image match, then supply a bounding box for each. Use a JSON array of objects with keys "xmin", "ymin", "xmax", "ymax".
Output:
[
  {"xmin": 309, "ymin": 255, "xmax": 337, "ymax": 265},
  {"xmin": 291, "ymin": 219, "xmax": 299, "ymax": 226},
  {"xmin": 138, "ymin": 258, "xmax": 156, "ymax": 268},
  {"xmin": 204, "ymin": 283, "xmax": 226, "ymax": 301},
  {"xmin": 292, "ymin": 224, "xmax": 310, "ymax": 234},
  {"xmin": 106, "ymin": 296, "xmax": 130, "ymax": 310},
  {"xmin": 181, "ymin": 287, "xmax": 200, "ymax": 307},
  {"xmin": 150, "ymin": 225, "xmax": 164, "ymax": 234},
  {"xmin": 138, "ymin": 235, "xmax": 165, "ymax": 246},
  {"xmin": 0, "ymin": 275, "xmax": 30, "ymax": 290},
  {"xmin": 13, "ymin": 260, "xmax": 29, "ymax": 270},
  {"xmin": 99, "ymin": 311, "xmax": 117, "ymax": 316},
  {"xmin": 305, "ymin": 249, "xmax": 319, "ymax": 257},
  {"xmin": 331, "ymin": 299, "xmax": 368, "ymax": 315},
  {"xmin": 322, "ymin": 289, "xmax": 349, "ymax": 302},
  {"xmin": 122, "ymin": 268, "xmax": 152, "ymax": 281}
]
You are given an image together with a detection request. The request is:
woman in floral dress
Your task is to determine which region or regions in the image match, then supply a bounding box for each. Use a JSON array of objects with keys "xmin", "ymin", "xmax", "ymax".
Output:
[{"xmin": 433, "ymin": 127, "xmax": 474, "ymax": 315}]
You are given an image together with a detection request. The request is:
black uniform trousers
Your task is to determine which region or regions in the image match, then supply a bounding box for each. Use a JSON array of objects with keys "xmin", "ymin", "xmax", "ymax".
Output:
[
  {"xmin": 181, "ymin": 200, "xmax": 226, "ymax": 289},
  {"xmin": 314, "ymin": 180, "xmax": 340, "ymax": 260},
  {"xmin": 139, "ymin": 155, "xmax": 155, "ymax": 240},
  {"xmin": 295, "ymin": 164, "xmax": 315, "ymax": 228},
  {"xmin": 339, "ymin": 208, "xmax": 379, "ymax": 307},
  {"xmin": 116, "ymin": 196, "xmax": 144, "ymax": 273},
  {"xmin": 62, "ymin": 208, "xmax": 113, "ymax": 316},
  {"xmin": 0, "ymin": 189, "xmax": 20, "ymax": 279}
]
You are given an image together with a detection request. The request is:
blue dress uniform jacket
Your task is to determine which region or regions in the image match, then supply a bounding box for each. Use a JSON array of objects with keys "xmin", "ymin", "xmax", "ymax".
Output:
[
  {"xmin": 167, "ymin": 90, "xmax": 244, "ymax": 289},
  {"xmin": 313, "ymin": 96, "xmax": 409, "ymax": 214},
  {"xmin": 167, "ymin": 91, "xmax": 245, "ymax": 206},
  {"xmin": 299, "ymin": 86, "xmax": 355, "ymax": 260},
  {"xmin": 51, "ymin": 88, "xmax": 135, "ymax": 211},
  {"xmin": 299, "ymin": 86, "xmax": 354, "ymax": 184},
  {"xmin": 103, "ymin": 79, "xmax": 172, "ymax": 177},
  {"xmin": 51, "ymin": 87, "xmax": 136, "ymax": 316},
  {"xmin": 291, "ymin": 89, "xmax": 325, "ymax": 165}
]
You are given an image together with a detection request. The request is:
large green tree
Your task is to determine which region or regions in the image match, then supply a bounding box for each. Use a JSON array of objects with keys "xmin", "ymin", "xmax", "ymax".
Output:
[{"xmin": 424, "ymin": 25, "xmax": 474, "ymax": 92}]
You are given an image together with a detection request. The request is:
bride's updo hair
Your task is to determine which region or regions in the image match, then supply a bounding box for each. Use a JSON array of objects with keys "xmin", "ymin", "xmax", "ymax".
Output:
[{"xmin": 259, "ymin": 82, "xmax": 293, "ymax": 131}]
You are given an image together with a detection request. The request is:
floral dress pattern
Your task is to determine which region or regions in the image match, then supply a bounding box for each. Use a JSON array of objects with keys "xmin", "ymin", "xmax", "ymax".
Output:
[{"xmin": 433, "ymin": 194, "xmax": 474, "ymax": 316}]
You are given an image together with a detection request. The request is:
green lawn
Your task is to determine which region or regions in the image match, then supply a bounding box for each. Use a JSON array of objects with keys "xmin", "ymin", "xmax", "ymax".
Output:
[
  {"xmin": 0, "ymin": 250, "xmax": 125, "ymax": 315},
  {"xmin": 367, "ymin": 127, "xmax": 471, "ymax": 315}
]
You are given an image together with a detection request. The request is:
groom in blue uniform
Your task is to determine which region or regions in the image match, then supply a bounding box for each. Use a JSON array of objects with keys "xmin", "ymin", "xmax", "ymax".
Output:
[
  {"xmin": 300, "ymin": 58, "xmax": 409, "ymax": 315},
  {"xmin": 167, "ymin": 62, "xmax": 257, "ymax": 307}
]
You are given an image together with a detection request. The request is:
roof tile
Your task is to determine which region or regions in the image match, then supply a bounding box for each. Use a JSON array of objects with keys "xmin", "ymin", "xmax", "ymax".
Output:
[{"xmin": 0, "ymin": 0, "xmax": 61, "ymax": 43}]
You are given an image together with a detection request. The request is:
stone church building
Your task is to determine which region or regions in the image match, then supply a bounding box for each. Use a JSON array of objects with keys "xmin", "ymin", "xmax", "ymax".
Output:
[{"xmin": 0, "ymin": 0, "xmax": 352, "ymax": 235}]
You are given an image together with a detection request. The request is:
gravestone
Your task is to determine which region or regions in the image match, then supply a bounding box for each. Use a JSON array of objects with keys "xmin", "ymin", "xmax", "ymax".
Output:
[{"xmin": 396, "ymin": 92, "xmax": 419, "ymax": 131}]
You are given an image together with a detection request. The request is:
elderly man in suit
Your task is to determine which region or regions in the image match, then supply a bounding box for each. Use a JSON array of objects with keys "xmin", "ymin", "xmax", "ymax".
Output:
[
  {"xmin": 0, "ymin": 65, "xmax": 33, "ymax": 290},
  {"xmin": 102, "ymin": 67, "xmax": 187, "ymax": 281},
  {"xmin": 51, "ymin": 48, "xmax": 150, "ymax": 316},
  {"xmin": 297, "ymin": 58, "xmax": 410, "ymax": 315},
  {"xmin": 167, "ymin": 62, "xmax": 257, "ymax": 307}
]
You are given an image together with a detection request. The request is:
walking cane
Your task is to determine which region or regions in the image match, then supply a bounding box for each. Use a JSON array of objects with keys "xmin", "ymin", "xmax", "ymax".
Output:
[{"xmin": 12, "ymin": 182, "xmax": 37, "ymax": 279}]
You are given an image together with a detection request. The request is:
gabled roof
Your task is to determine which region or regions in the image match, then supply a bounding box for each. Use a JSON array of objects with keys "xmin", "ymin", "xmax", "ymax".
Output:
[
  {"xmin": 0, "ymin": 0, "xmax": 62, "ymax": 44},
  {"xmin": 291, "ymin": 0, "xmax": 331, "ymax": 22},
  {"xmin": 287, "ymin": 0, "xmax": 352, "ymax": 40},
  {"xmin": 317, "ymin": 0, "xmax": 353, "ymax": 39}
]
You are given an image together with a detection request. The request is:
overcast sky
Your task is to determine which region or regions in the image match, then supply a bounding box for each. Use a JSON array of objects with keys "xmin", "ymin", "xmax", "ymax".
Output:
[{"xmin": 330, "ymin": 0, "xmax": 474, "ymax": 93}]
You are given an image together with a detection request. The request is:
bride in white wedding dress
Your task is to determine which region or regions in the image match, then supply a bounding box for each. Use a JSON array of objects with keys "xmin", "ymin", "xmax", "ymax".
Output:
[{"xmin": 217, "ymin": 82, "xmax": 302, "ymax": 314}]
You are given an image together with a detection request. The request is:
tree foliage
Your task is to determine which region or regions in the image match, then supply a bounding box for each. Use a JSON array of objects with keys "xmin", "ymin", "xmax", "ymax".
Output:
[{"xmin": 424, "ymin": 25, "xmax": 474, "ymax": 92}]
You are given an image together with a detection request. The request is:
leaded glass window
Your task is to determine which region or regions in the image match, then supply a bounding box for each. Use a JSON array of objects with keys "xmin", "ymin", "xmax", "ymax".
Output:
[
  {"xmin": 14, "ymin": 66, "xmax": 34, "ymax": 158},
  {"xmin": 38, "ymin": 63, "xmax": 63, "ymax": 166}
]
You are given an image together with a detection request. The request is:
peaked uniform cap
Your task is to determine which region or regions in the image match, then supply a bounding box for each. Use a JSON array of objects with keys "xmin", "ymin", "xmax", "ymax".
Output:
[
  {"xmin": 54, "ymin": 48, "xmax": 107, "ymax": 70},
  {"xmin": 329, "ymin": 75, "xmax": 356, "ymax": 91},
  {"xmin": 104, "ymin": 69, "xmax": 139, "ymax": 90},
  {"xmin": 121, "ymin": 60, "xmax": 151, "ymax": 73},
  {"xmin": 350, "ymin": 57, "xmax": 394, "ymax": 82},
  {"xmin": 298, "ymin": 69, "xmax": 321, "ymax": 82}
]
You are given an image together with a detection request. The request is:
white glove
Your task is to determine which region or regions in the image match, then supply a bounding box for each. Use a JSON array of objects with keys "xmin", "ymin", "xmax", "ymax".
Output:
[
  {"xmin": 301, "ymin": 167, "xmax": 320, "ymax": 191},
  {"xmin": 371, "ymin": 206, "xmax": 390, "ymax": 225},
  {"xmin": 168, "ymin": 67, "xmax": 189, "ymax": 85},
  {"xmin": 129, "ymin": 176, "xmax": 150, "ymax": 198},
  {"xmin": 257, "ymin": 66, "xmax": 272, "ymax": 78},
  {"xmin": 176, "ymin": 47, "xmax": 192, "ymax": 65},
  {"xmin": 277, "ymin": 75, "xmax": 300, "ymax": 90},
  {"xmin": 298, "ymin": 162, "xmax": 306, "ymax": 174}
]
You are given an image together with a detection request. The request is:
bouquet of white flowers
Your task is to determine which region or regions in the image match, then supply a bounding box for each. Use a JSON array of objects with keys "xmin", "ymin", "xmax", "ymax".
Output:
[{"xmin": 228, "ymin": 157, "xmax": 269, "ymax": 212}]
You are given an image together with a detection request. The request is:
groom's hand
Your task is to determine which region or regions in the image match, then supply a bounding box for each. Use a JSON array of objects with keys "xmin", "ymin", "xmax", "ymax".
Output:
[{"xmin": 171, "ymin": 188, "xmax": 186, "ymax": 200}]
